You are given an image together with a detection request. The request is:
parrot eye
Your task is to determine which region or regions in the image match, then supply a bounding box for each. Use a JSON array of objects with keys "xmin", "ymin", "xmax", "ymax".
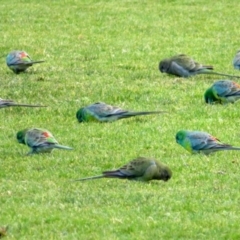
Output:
[
  {"xmin": 76, "ymin": 109, "xmax": 84, "ymax": 123},
  {"xmin": 165, "ymin": 175, "xmax": 170, "ymax": 181},
  {"xmin": 160, "ymin": 65, "xmax": 165, "ymax": 72},
  {"xmin": 159, "ymin": 62, "xmax": 166, "ymax": 72},
  {"xmin": 17, "ymin": 133, "xmax": 22, "ymax": 140},
  {"xmin": 176, "ymin": 132, "xmax": 184, "ymax": 142},
  {"xmin": 162, "ymin": 170, "xmax": 171, "ymax": 181}
]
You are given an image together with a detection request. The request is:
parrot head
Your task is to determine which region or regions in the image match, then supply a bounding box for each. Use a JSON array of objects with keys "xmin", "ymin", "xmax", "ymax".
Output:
[
  {"xmin": 159, "ymin": 167, "xmax": 172, "ymax": 181},
  {"xmin": 16, "ymin": 129, "xmax": 29, "ymax": 144},
  {"xmin": 76, "ymin": 108, "xmax": 85, "ymax": 122},
  {"xmin": 176, "ymin": 130, "xmax": 194, "ymax": 153},
  {"xmin": 175, "ymin": 130, "xmax": 186, "ymax": 144},
  {"xmin": 159, "ymin": 60, "xmax": 170, "ymax": 73},
  {"xmin": 204, "ymin": 87, "xmax": 218, "ymax": 104}
]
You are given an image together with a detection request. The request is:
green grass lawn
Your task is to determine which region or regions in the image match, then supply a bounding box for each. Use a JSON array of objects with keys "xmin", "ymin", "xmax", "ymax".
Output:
[{"xmin": 1, "ymin": 0, "xmax": 240, "ymax": 239}]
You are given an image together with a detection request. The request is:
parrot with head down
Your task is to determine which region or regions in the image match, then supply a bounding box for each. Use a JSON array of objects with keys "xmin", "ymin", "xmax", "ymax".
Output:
[
  {"xmin": 6, "ymin": 50, "xmax": 45, "ymax": 74},
  {"xmin": 73, "ymin": 157, "xmax": 172, "ymax": 182},
  {"xmin": 204, "ymin": 80, "xmax": 240, "ymax": 104},
  {"xmin": 76, "ymin": 102, "xmax": 166, "ymax": 123},
  {"xmin": 176, "ymin": 130, "xmax": 240, "ymax": 155},
  {"xmin": 159, "ymin": 54, "xmax": 240, "ymax": 78},
  {"xmin": 16, "ymin": 128, "xmax": 73, "ymax": 155},
  {"xmin": 0, "ymin": 98, "xmax": 46, "ymax": 108}
]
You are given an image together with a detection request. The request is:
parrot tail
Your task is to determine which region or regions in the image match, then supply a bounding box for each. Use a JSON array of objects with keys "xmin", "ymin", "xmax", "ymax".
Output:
[
  {"xmin": 55, "ymin": 144, "xmax": 73, "ymax": 150},
  {"xmin": 3, "ymin": 103, "xmax": 47, "ymax": 108},
  {"xmin": 209, "ymin": 71, "xmax": 240, "ymax": 78},
  {"xmin": 23, "ymin": 60, "xmax": 45, "ymax": 66},
  {"xmin": 31, "ymin": 60, "xmax": 45, "ymax": 64},
  {"xmin": 117, "ymin": 110, "xmax": 167, "ymax": 119},
  {"xmin": 229, "ymin": 146, "xmax": 240, "ymax": 151},
  {"xmin": 212, "ymin": 145, "xmax": 240, "ymax": 151},
  {"xmin": 203, "ymin": 65, "xmax": 214, "ymax": 70},
  {"xmin": 73, "ymin": 175, "xmax": 104, "ymax": 181},
  {"xmin": 102, "ymin": 170, "xmax": 135, "ymax": 179}
]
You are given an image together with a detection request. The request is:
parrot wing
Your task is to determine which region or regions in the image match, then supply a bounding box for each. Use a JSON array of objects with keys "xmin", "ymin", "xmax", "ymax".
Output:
[
  {"xmin": 103, "ymin": 157, "xmax": 154, "ymax": 179},
  {"xmin": 88, "ymin": 102, "xmax": 128, "ymax": 117},
  {"xmin": 172, "ymin": 55, "xmax": 197, "ymax": 71},
  {"xmin": 25, "ymin": 128, "xmax": 58, "ymax": 147}
]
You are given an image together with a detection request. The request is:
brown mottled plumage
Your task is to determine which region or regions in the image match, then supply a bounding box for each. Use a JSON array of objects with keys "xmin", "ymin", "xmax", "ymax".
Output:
[{"xmin": 74, "ymin": 157, "xmax": 172, "ymax": 182}]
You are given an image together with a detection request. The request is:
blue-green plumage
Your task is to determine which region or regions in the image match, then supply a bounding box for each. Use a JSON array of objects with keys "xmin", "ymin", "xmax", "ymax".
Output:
[
  {"xmin": 16, "ymin": 128, "xmax": 73, "ymax": 155},
  {"xmin": 176, "ymin": 130, "xmax": 240, "ymax": 155},
  {"xmin": 6, "ymin": 50, "xmax": 45, "ymax": 74},
  {"xmin": 76, "ymin": 102, "xmax": 166, "ymax": 123},
  {"xmin": 204, "ymin": 80, "xmax": 240, "ymax": 104}
]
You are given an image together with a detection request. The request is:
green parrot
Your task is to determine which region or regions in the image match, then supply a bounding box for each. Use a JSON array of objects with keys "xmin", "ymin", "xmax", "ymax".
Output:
[
  {"xmin": 74, "ymin": 157, "xmax": 172, "ymax": 182},
  {"xmin": 6, "ymin": 50, "xmax": 45, "ymax": 74},
  {"xmin": 233, "ymin": 50, "xmax": 240, "ymax": 70},
  {"xmin": 176, "ymin": 130, "xmax": 240, "ymax": 155},
  {"xmin": 76, "ymin": 102, "xmax": 166, "ymax": 122},
  {"xmin": 204, "ymin": 80, "xmax": 240, "ymax": 104},
  {"xmin": 16, "ymin": 128, "xmax": 73, "ymax": 155},
  {"xmin": 159, "ymin": 54, "xmax": 240, "ymax": 78},
  {"xmin": 0, "ymin": 98, "xmax": 46, "ymax": 108}
]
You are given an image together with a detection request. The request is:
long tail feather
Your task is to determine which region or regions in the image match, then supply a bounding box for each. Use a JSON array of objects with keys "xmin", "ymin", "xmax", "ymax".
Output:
[
  {"xmin": 118, "ymin": 111, "xmax": 167, "ymax": 119},
  {"xmin": 211, "ymin": 146, "xmax": 240, "ymax": 151},
  {"xmin": 9, "ymin": 60, "xmax": 45, "ymax": 66},
  {"xmin": 55, "ymin": 145, "xmax": 73, "ymax": 150},
  {"xmin": 74, "ymin": 175, "xmax": 104, "ymax": 181},
  {"xmin": 25, "ymin": 60, "xmax": 45, "ymax": 65},
  {"xmin": 208, "ymin": 71, "xmax": 240, "ymax": 78},
  {"xmin": 4, "ymin": 103, "xmax": 47, "ymax": 108},
  {"xmin": 102, "ymin": 170, "xmax": 127, "ymax": 178},
  {"xmin": 203, "ymin": 65, "xmax": 214, "ymax": 70},
  {"xmin": 227, "ymin": 146, "xmax": 240, "ymax": 150}
]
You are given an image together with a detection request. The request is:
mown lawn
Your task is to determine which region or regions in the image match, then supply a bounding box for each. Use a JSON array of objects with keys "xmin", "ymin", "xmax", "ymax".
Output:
[{"xmin": 1, "ymin": 0, "xmax": 240, "ymax": 239}]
